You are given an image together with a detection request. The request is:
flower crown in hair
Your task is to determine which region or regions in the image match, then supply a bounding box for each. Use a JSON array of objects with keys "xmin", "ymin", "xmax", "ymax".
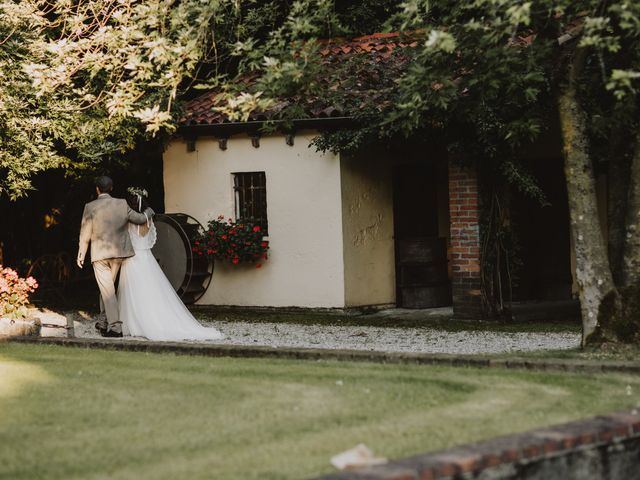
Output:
[{"xmin": 127, "ymin": 186, "xmax": 148, "ymax": 198}]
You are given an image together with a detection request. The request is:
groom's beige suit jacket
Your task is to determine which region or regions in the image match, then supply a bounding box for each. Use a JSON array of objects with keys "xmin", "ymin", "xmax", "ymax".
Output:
[{"xmin": 77, "ymin": 193, "xmax": 150, "ymax": 264}]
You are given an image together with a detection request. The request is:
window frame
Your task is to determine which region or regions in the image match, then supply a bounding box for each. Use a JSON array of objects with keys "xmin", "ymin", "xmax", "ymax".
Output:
[{"xmin": 232, "ymin": 171, "xmax": 268, "ymax": 235}]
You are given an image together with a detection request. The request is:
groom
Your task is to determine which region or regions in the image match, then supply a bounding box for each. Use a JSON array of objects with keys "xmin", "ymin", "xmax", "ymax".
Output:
[{"xmin": 77, "ymin": 176, "xmax": 154, "ymax": 337}]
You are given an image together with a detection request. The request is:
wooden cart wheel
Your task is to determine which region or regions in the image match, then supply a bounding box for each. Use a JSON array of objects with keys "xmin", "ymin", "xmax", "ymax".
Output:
[
  {"xmin": 151, "ymin": 213, "xmax": 214, "ymax": 304},
  {"xmin": 26, "ymin": 253, "xmax": 71, "ymax": 303}
]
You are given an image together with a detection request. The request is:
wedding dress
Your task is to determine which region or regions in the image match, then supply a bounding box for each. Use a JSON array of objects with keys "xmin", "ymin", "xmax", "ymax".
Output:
[{"xmin": 118, "ymin": 220, "xmax": 224, "ymax": 341}]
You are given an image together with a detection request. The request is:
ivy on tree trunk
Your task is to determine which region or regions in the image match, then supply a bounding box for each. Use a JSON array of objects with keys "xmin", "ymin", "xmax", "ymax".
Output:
[{"xmin": 622, "ymin": 132, "xmax": 640, "ymax": 287}]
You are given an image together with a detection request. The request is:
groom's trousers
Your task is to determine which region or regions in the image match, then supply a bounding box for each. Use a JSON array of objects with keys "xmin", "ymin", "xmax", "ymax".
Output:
[{"xmin": 93, "ymin": 258, "xmax": 123, "ymax": 333}]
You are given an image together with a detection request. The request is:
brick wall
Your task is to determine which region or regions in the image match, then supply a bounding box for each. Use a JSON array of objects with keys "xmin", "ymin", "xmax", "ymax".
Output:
[
  {"xmin": 448, "ymin": 161, "xmax": 483, "ymax": 319},
  {"xmin": 318, "ymin": 410, "xmax": 640, "ymax": 480}
]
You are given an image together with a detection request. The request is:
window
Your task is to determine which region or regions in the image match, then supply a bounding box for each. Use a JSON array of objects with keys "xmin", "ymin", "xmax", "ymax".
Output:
[{"xmin": 233, "ymin": 172, "xmax": 268, "ymax": 235}]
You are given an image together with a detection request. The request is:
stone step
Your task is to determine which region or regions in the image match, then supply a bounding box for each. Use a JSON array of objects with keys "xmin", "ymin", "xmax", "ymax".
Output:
[{"xmin": 0, "ymin": 317, "xmax": 41, "ymax": 337}]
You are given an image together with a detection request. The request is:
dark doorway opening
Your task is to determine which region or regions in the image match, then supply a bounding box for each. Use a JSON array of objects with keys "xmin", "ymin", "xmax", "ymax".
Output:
[
  {"xmin": 510, "ymin": 157, "xmax": 573, "ymax": 301},
  {"xmin": 393, "ymin": 163, "xmax": 450, "ymax": 308}
]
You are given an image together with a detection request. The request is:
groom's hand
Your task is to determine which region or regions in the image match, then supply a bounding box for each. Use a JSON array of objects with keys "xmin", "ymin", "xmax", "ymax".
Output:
[{"xmin": 77, "ymin": 257, "xmax": 84, "ymax": 269}]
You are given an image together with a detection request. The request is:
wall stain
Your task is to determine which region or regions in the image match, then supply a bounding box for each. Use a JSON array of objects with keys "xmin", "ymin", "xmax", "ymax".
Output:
[{"xmin": 352, "ymin": 213, "xmax": 384, "ymax": 247}]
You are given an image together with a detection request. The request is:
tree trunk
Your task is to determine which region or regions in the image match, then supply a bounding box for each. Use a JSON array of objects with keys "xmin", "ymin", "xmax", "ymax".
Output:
[
  {"xmin": 622, "ymin": 132, "xmax": 640, "ymax": 286},
  {"xmin": 593, "ymin": 134, "xmax": 640, "ymax": 343},
  {"xmin": 558, "ymin": 49, "xmax": 616, "ymax": 345}
]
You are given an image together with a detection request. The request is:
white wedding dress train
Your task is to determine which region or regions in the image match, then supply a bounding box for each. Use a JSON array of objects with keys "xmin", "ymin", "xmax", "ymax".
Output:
[{"xmin": 118, "ymin": 221, "xmax": 224, "ymax": 341}]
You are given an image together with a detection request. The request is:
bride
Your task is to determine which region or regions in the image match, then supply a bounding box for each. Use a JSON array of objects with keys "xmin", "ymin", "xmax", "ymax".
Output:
[{"xmin": 118, "ymin": 187, "xmax": 224, "ymax": 341}]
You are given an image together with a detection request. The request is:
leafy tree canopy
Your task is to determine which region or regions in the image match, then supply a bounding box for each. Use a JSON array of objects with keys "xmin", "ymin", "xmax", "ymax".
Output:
[{"xmin": 0, "ymin": 0, "xmax": 407, "ymax": 199}]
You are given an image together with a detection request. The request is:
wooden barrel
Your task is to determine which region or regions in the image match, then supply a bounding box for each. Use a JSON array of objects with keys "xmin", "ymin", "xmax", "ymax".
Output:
[
  {"xmin": 151, "ymin": 213, "xmax": 213, "ymax": 304},
  {"xmin": 396, "ymin": 237, "xmax": 450, "ymax": 308}
]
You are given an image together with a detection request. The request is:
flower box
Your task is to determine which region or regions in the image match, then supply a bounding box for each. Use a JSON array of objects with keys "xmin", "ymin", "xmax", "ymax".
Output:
[{"xmin": 193, "ymin": 216, "xmax": 270, "ymax": 268}]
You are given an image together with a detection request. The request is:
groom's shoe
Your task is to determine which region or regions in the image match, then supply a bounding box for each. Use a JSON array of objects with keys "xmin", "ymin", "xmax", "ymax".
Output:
[
  {"xmin": 102, "ymin": 329, "xmax": 123, "ymax": 338},
  {"xmin": 95, "ymin": 322, "xmax": 108, "ymax": 335}
]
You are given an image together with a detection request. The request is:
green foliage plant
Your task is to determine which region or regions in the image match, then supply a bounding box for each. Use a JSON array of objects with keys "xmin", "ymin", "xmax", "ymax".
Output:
[{"xmin": 0, "ymin": 266, "xmax": 38, "ymax": 319}]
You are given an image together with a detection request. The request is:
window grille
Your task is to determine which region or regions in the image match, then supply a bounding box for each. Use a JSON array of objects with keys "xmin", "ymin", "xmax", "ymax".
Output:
[{"xmin": 233, "ymin": 172, "xmax": 268, "ymax": 234}]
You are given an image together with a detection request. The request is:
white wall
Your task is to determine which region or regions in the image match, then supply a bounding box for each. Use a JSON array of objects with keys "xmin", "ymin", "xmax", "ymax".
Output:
[{"xmin": 163, "ymin": 133, "xmax": 346, "ymax": 308}]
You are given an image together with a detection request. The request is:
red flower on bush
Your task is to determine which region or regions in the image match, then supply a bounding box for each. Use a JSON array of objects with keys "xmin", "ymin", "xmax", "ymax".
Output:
[
  {"xmin": 192, "ymin": 216, "xmax": 269, "ymax": 267},
  {"xmin": 0, "ymin": 266, "xmax": 39, "ymax": 319}
]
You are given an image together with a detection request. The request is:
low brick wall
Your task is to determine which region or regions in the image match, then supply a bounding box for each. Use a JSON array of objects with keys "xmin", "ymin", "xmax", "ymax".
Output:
[{"xmin": 317, "ymin": 411, "xmax": 640, "ymax": 480}]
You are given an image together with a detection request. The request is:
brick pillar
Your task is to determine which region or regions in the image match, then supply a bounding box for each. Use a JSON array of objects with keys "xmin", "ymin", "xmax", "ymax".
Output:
[{"xmin": 448, "ymin": 161, "xmax": 483, "ymax": 319}]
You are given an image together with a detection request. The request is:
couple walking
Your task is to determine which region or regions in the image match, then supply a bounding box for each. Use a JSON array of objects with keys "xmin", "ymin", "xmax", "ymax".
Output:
[{"xmin": 77, "ymin": 176, "xmax": 223, "ymax": 342}]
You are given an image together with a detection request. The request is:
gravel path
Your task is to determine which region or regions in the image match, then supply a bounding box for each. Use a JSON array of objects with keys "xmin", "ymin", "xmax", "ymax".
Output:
[{"xmin": 70, "ymin": 313, "xmax": 580, "ymax": 355}]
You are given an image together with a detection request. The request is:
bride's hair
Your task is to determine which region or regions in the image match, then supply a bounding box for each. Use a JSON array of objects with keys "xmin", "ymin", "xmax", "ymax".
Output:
[{"xmin": 126, "ymin": 192, "xmax": 150, "ymax": 213}]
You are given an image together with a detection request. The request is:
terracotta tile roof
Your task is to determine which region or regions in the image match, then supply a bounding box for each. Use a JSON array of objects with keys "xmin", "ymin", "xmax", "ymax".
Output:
[
  {"xmin": 318, "ymin": 32, "xmax": 420, "ymax": 58},
  {"xmin": 179, "ymin": 22, "xmax": 577, "ymax": 129},
  {"xmin": 179, "ymin": 32, "xmax": 419, "ymax": 127}
]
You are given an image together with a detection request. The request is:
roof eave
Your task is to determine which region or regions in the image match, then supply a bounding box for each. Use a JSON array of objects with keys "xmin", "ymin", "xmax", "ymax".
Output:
[{"xmin": 176, "ymin": 116, "xmax": 355, "ymax": 137}]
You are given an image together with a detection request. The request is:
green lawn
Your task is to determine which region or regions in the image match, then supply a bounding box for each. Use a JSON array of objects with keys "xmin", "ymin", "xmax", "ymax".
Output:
[{"xmin": 1, "ymin": 344, "xmax": 639, "ymax": 480}]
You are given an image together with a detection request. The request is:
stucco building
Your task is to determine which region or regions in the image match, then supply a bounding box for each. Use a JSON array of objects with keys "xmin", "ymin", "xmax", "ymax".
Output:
[{"xmin": 163, "ymin": 33, "xmax": 582, "ymax": 317}]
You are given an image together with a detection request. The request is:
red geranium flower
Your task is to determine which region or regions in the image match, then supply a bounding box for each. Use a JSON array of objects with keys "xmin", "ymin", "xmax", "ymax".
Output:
[
  {"xmin": 221, "ymin": 235, "xmax": 227, "ymax": 240},
  {"xmin": 252, "ymin": 225, "xmax": 261, "ymax": 232},
  {"xmin": 232, "ymin": 257, "xmax": 239, "ymax": 265},
  {"xmin": 260, "ymin": 242, "xmax": 268, "ymax": 248}
]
